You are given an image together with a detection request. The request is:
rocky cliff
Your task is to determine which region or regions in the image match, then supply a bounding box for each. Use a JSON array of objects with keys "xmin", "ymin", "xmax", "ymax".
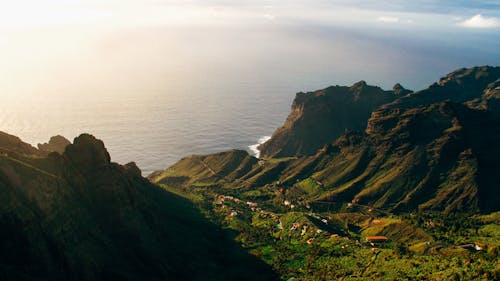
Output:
[
  {"xmin": 259, "ymin": 66, "xmax": 500, "ymax": 159},
  {"xmin": 258, "ymin": 81, "xmax": 399, "ymax": 158},
  {"xmin": 0, "ymin": 132, "xmax": 276, "ymax": 281},
  {"xmin": 155, "ymin": 66, "xmax": 500, "ymax": 214},
  {"xmin": 37, "ymin": 135, "xmax": 71, "ymax": 154}
]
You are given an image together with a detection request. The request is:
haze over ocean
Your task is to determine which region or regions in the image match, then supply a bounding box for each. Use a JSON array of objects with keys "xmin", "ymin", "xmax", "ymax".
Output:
[{"xmin": 0, "ymin": 0, "xmax": 499, "ymax": 175}]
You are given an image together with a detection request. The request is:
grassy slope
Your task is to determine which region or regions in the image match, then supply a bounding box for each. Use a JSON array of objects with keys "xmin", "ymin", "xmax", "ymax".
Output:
[
  {"xmin": 150, "ymin": 177, "xmax": 500, "ymax": 280},
  {"xmin": 0, "ymin": 135, "xmax": 278, "ymax": 281}
]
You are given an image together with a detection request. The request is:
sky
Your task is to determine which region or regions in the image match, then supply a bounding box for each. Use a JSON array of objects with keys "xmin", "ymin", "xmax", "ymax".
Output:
[
  {"xmin": 0, "ymin": 0, "xmax": 499, "ymax": 96},
  {"xmin": 0, "ymin": 0, "xmax": 499, "ymax": 170},
  {"xmin": 0, "ymin": 0, "xmax": 499, "ymax": 28}
]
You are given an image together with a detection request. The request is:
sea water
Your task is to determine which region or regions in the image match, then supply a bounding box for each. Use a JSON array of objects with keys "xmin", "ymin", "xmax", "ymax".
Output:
[
  {"xmin": 0, "ymin": 80, "xmax": 293, "ymax": 176},
  {"xmin": 1, "ymin": 23, "xmax": 498, "ymax": 175}
]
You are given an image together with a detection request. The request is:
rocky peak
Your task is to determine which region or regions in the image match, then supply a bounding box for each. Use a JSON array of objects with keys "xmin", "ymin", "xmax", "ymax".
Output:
[
  {"xmin": 438, "ymin": 65, "xmax": 500, "ymax": 86},
  {"xmin": 124, "ymin": 161, "xmax": 142, "ymax": 177},
  {"xmin": 37, "ymin": 135, "xmax": 71, "ymax": 154},
  {"xmin": 351, "ymin": 80, "xmax": 367, "ymax": 89},
  {"xmin": 382, "ymin": 66, "xmax": 500, "ymax": 111},
  {"xmin": 258, "ymin": 82, "xmax": 397, "ymax": 158},
  {"xmin": 64, "ymin": 134, "xmax": 111, "ymax": 173},
  {"xmin": 393, "ymin": 83, "xmax": 413, "ymax": 96},
  {"xmin": 350, "ymin": 81, "xmax": 384, "ymax": 101}
]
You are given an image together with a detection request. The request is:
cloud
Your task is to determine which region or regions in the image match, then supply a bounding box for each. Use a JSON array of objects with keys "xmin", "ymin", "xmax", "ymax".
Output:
[
  {"xmin": 458, "ymin": 14, "xmax": 500, "ymax": 28},
  {"xmin": 377, "ymin": 16, "xmax": 400, "ymax": 23}
]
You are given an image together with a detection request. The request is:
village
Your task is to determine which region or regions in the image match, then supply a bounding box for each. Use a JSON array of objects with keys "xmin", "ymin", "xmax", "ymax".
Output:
[
  {"xmin": 153, "ymin": 154, "xmax": 498, "ymax": 280},
  {"xmin": 213, "ymin": 191, "xmax": 488, "ymax": 255},
  {"xmin": 215, "ymin": 193, "xmax": 391, "ymax": 248}
]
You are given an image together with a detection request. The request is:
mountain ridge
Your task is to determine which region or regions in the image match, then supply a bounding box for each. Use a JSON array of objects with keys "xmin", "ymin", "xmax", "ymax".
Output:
[
  {"xmin": 259, "ymin": 66, "xmax": 500, "ymax": 159},
  {"xmin": 0, "ymin": 132, "xmax": 277, "ymax": 281},
  {"xmin": 257, "ymin": 80, "xmax": 399, "ymax": 158},
  {"xmin": 153, "ymin": 66, "xmax": 500, "ymax": 214}
]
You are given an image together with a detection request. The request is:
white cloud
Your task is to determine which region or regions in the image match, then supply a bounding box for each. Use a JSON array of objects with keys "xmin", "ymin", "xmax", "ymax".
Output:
[
  {"xmin": 458, "ymin": 14, "xmax": 500, "ymax": 28},
  {"xmin": 377, "ymin": 16, "xmax": 400, "ymax": 23}
]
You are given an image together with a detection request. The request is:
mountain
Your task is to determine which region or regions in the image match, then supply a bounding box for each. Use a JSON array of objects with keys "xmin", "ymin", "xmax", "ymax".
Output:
[
  {"xmin": 381, "ymin": 66, "xmax": 500, "ymax": 111},
  {"xmin": 257, "ymin": 81, "xmax": 400, "ymax": 158},
  {"xmin": 0, "ymin": 132, "xmax": 276, "ymax": 281},
  {"xmin": 153, "ymin": 66, "xmax": 500, "ymax": 214},
  {"xmin": 467, "ymin": 77, "xmax": 500, "ymax": 116},
  {"xmin": 259, "ymin": 66, "xmax": 500, "ymax": 159},
  {"xmin": 37, "ymin": 135, "xmax": 71, "ymax": 154},
  {"xmin": 0, "ymin": 131, "xmax": 42, "ymax": 156}
]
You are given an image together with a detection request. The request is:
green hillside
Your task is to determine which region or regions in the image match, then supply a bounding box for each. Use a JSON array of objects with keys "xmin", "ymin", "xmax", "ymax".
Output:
[
  {"xmin": 150, "ymin": 66, "xmax": 500, "ymax": 280},
  {"xmin": 0, "ymin": 132, "xmax": 277, "ymax": 281}
]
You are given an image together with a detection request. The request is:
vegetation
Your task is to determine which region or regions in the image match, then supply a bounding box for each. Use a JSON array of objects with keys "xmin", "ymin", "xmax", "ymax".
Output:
[
  {"xmin": 2, "ymin": 66, "xmax": 500, "ymax": 280},
  {"xmin": 149, "ymin": 66, "xmax": 500, "ymax": 280},
  {"xmin": 0, "ymin": 133, "xmax": 277, "ymax": 281},
  {"xmin": 155, "ymin": 180, "xmax": 499, "ymax": 280}
]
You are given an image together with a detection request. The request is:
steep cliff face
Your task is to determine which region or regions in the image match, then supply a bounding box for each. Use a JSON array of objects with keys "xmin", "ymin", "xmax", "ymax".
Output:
[
  {"xmin": 157, "ymin": 66, "xmax": 500, "ymax": 214},
  {"xmin": 258, "ymin": 81, "xmax": 398, "ymax": 158},
  {"xmin": 310, "ymin": 102, "xmax": 500, "ymax": 213},
  {"xmin": 159, "ymin": 102, "xmax": 500, "ymax": 214},
  {"xmin": 0, "ymin": 133, "xmax": 276, "ymax": 281}
]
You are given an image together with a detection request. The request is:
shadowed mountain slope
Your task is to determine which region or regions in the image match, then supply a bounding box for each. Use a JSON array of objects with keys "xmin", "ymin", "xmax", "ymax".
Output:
[
  {"xmin": 258, "ymin": 81, "xmax": 399, "ymax": 158},
  {"xmin": 0, "ymin": 133, "xmax": 277, "ymax": 281}
]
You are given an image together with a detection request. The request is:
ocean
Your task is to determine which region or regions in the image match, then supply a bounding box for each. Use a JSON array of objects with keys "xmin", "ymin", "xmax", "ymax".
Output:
[
  {"xmin": 0, "ymin": 80, "xmax": 297, "ymax": 176},
  {"xmin": 1, "ymin": 22, "xmax": 499, "ymax": 175}
]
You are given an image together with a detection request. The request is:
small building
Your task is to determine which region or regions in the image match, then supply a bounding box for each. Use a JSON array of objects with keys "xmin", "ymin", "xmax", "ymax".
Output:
[
  {"xmin": 290, "ymin": 222, "xmax": 301, "ymax": 230},
  {"xmin": 365, "ymin": 236, "xmax": 388, "ymax": 246},
  {"xmin": 246, "ymin": 201, "xmax": 258, "ymax": 207}
]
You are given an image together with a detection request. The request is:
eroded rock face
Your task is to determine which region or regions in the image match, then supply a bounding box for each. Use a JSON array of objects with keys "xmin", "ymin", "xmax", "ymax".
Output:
[
  {"xmin": 0, "ymin": 133, "xmax": 277, "ymax": 281},
  {"xmin": 158, "ymin": 66, "xmax": 500, "ymax": 214},
  {"xmin": 64, "ymin": 134, "xmax": 111, "ymax": 173},
  {"xmin": 258, "ymin": 66, "xmax": 500, "ymax": 160},
  {"xmin": 393, "ymin": 83, "xmax": 413, "ymax": 96},
  {"xmin": 258, "ymin": 81, "xmax": 397, "ymax": 158},
  {"xmin": 162, "ymin": 100, "xmax": 500, "ymax": 214},
  {"xmin": 466, "ymin": 78, "xmax": 500, "ymax": 116},
  {"xmin": 382, "ymin": 66, "xmax": 500, "ymax": 111},
  {"xmin": 37, "ymin": 135, "xmax": 71, "ymax": 154}
]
